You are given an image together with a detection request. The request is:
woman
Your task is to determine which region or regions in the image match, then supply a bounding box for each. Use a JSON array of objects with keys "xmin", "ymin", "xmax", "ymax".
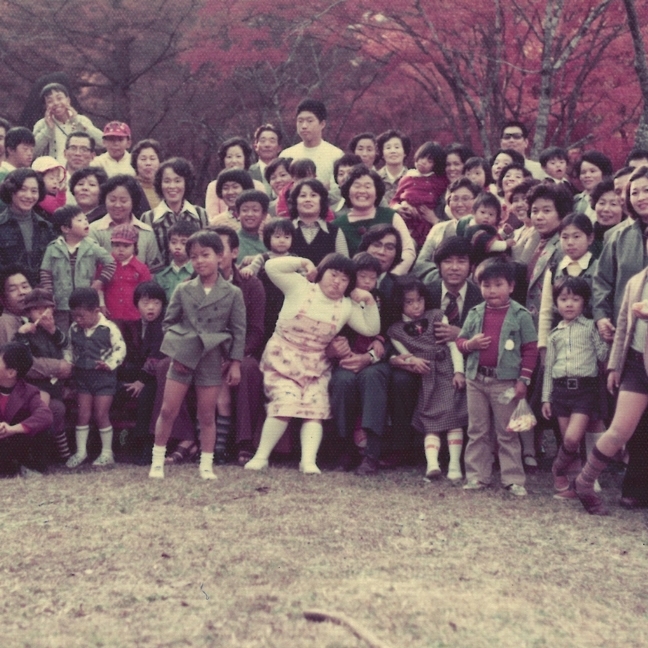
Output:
[
  {"xmin": 69, "ymin": 166, "xmax": 109, "ymax": 223},
  {"xmin": 334, "ymin": 166, "xmax": 415, "ymax": 275},
  {"xmin": 131, "ymin": 139, "xmax": 162, "ymax": 210},
  {"xmin": 208, "ymin": 169, "xmax": 255, "ymax": 228},
  {"xmin": 289, "ymin": 178, "xmax": 348, "ymax": 265},
  {"xmin": 573, "ymin": 151, "xmax": 613, "ymax": 221},
  {"xmin": 205, "ymin": 137, "xmax": 266, "ymax": 219},
  {"xmin": 376, "ymin": 130, "xmax": 411, "ymax": 205},
  {"xmin": 348, "ymin": 132, "xmax": 378, "ymax": 169},
  {"xmin": 497, "ymin": 162, "xmax": 531, "ymax": 232},
  {"xmin": 589, "ymin": 178, "xmax": 624, "ymax": 259},
  {"xmin": 0, "ymin": 169, "xmax": 54, "ymax": 274},
  {"xmin": 264, "ymin": 157, "xmax": 293, "ymax": 216},
  {"xmin": 488, "ymin": 148, "xmax": 524, "ymax": 195},
  {"xmin": 245, "ymin": 253, "xmax": 380, "ymax": 474},
  {"xmin": 140, "ymin": 157, "xmax": 209, "ymax": 268},
  {"xmin": 89, "ymin": 174, "xmax": 160, "ymax": 268}
]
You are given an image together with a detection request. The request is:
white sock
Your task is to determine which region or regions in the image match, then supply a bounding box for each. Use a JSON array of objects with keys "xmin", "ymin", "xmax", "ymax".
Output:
[
  {"xmin": 251, "ymin": 418, "xmax": 289, "ymax": 462},
  {"xmin": 199, "ymin": 452, "xmax": 216, "ymax": 480},
  {"xmin": 447, "ymin": 429, "xmax": 463, "ymax": 473},
  {"xmin": 424, "ymin": 433, "xmax": 441, "ymax": 471},
  {"xmin": 98, "ymin": 426, "xmax": 113, "ymax": 456},
  {"xmin": 300, "ymin": 421, "xmax": 323, "ymax": 473},
  {"xmin": 74, "ymin": 425, "xmax": 90, "ymax": 458},
  {"xmin": 151, "ymin": 445, "xmax": 166, "ymax": 467}
]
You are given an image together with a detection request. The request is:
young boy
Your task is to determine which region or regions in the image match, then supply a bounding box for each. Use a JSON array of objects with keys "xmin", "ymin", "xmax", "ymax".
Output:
[
  {"xmin": 456, "ymin": 193, "xmax": 505, "ymax": 239},
  {"xmin": 32, "ymin": 156, "xmax": 67, "ymax": 217},
  {"xmin": 40, "ymin": 205, "xmax": 116, "ymax": 332},
  {"xmin": 93, "ymin": 122, "xmax": 135, "ymax": 177},
  {"xmin": 539, "ymin": 146, "xmax": 576, "ymax": 194},
  {"xmin": 0, "ymin": 343, "xmax": 54, "ymax": 478},
  {"xmin": 234, "ymin": 190, "xmax": 270, "ymax": 264},
  {"xmin": 65, "ymin": 287, "xmax": 126, "ymax": 468},
  {"xmin": 154, "ymin": 220, "xmax": 199, "ymax": 302},
  {"xmin": 457, "ymin": 258, "xmax": 538, "ymax": 496}
]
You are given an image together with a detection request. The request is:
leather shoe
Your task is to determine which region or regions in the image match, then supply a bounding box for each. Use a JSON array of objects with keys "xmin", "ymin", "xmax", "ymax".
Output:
[{"xmin": 355, "ymin": 455, "xmax": 379, "ymax": 476}]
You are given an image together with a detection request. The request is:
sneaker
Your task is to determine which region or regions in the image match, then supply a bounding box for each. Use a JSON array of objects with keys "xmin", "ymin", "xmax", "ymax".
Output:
[
  {"xmin": 19, "ymin": 466, "xmax": 44, "ymax": 479},
  {"xmin": 447, "ymin": 468, "xmax": 463, "ymax": 484},
  {"xmin": 299, "ymin": 462, "xmax": 321, "ymax": 475},
  {"xmin": 463, "ymin": 479, "xmax": 487, "ymax": 491},
  {"xmin": 506, "ymin": 484, "xmax": 528, "ymax": 497},
  {"xmin": 355, "ymin": 455, "xmax": 379, "ymax": 476},
  {"xmin": 92, "ymin": 453, "xmax": 115, "ymax": 467},
  {"xmin": 424, "ymin": 467, "xmax": 442, "ymax": 482},
  {"xmin": 244, "ymin": 457, "xmax": 269, "ymax": 471},
  {"xmin": 553, "ymin": 489, "xmax": 578, "ymax": 501},
  {"xmin": 199, "ymin": 466, "xmax": 218, "ymax": 480},
  {"xmin": 148, "ymin": 463, "xmax": 164, "ymax": 479},
  {"xmin": 65, "ymin": 453, "xmax": 87, "ymax": 469},
  {"xmin": 553, "ymin": 474, "xmax": 570, "ymax": 492}
]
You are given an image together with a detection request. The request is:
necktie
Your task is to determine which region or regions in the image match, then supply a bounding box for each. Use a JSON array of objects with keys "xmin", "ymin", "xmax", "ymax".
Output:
[{"xmin": 445, "ymin": 292, "xmax": 460, "ymax": 327}]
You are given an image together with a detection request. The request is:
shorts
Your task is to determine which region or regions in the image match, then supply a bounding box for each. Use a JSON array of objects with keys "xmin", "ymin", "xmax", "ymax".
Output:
[
  {"xmin": 74, "ymin": 367, "xmax": 118, "ymax": 396},
  {"xmin": 551, "ymin": 377, "xmax": 599, "ymax": 418},
  {"xmin": 619, "ymin": 348, "xmax": 648, "ymax": 395},
  {"xmin": 167, "ymin": 347, "xmax": 223, "ymax": 387}
]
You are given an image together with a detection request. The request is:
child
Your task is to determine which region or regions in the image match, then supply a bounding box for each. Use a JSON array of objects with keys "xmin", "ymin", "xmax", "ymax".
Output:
[
  {"xmin": 32, "ymin": 156, "xmax": 67, "ymax": 217},
  {"xmin": 391, "ymin": 142, "xmax": 449, "ymax": 247},
  {"xmin": 539, "ymin": 146, "xmax": 576, "ymax": 194},
  {"xmin": 541, "ymin": 277, "xmax": 609, "ymax": 499},
  {"xmin": 103, "ymin": 224, "xmax": 152, "ymax": 328},
  {"xmin": 40, "ymin": 205, "xmax": 116, "ymax": 332},
  {"xmin": 275, "ymin": 158, "xmax": 317, "ymax": 218},
  {"xmin": 154, "ymin": 220, "xmax": 199, "ymax": 302},
  {"xmin": 0, "ymin": 343, "xmax": 54, "ymax": 477},
  {"xmin": 93, "ymin": 122, "xmax": 135, "ymax": 177},
  {"xmin": 65, "ymin": 287, "xmax": 126, "ymax": 468},
  {"xmin": 233, "ymin": 190, "xmax": 271, "ymax": 263},
  {"xmin": 463, "ymin": 157, "xmax": 493, "ymax": 190},
  {"xmin": 149, "ymin": 230, "xmax": 246, "ymax": 480},
  {"xmin": 457, "ymin": 258, "xmax": 538, "ymax": 496},
  {"xmin": 14, "ymin": 288, "xmax": 71, "ymax": 462},
  {"xmin": 388, "ymin": 277, "xmax": 466, "ymax": 482},
  {"xmin": 457, "ymin": 193, "xmax": 511, "ymax": 248}
]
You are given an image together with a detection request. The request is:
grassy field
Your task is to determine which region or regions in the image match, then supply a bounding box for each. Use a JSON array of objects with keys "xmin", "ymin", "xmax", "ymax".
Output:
[{"xmin": 2, "ymin": 460, "xmax": 647, "ymax": 648}]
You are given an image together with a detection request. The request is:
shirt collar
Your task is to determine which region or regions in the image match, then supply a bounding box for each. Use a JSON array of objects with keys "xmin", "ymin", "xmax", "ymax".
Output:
[
  {"xmin": 294, "ymin": 217, "xmax": 329, "ymax": 233},
  {"xmin": 93, "ymin": 214, "xmax": 152, "ymax": 231},
  {"xmin": 151, "ymin": 200, "xmax": 200, "ymax": 224},
  {"xmin": 441, "ymin": 282, "xmax": 468, "ymax": 302},
  {"xmin": 556, "ymin": 314, "xmax": 588, "ymax": 329},
  {"xmin": 558, "ymin": 252, "xmax": 592, "ymax": 271}
]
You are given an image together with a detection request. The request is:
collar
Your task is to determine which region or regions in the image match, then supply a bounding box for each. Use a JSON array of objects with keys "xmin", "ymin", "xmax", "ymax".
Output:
[
  {"xmin": 170, "ymin": 260, "xmax": 192, "ymax": 273},
  {"xmin": 556, "ymin": 314, "xmax": 588, "ymax": 329},
  {"xmin": 80, "ymin": 312, "xmax": 109, "ymax": 335},
  {"xmin": 151, "ymin": 199, "xmax": 200, "ymax": 224},
  {"xmin": 558, "ymin": 252, "xmax": 592, "ymax": 271},
  {"xmin": 93, "ymin": 214, "xmax": 152, "ymax": 231},
  {"xmin": 294, "ymin": 217, "xmax": 329, "ymax": 233},
  {"xmin": 442, "ymin": 282, "xmax": 468, "ymax": 302}
]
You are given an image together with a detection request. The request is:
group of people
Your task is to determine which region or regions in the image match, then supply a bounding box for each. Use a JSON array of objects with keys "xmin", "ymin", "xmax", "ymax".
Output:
[{"xmin": 1, "ymin": 83, "xmax": 648, "ymax": 517}]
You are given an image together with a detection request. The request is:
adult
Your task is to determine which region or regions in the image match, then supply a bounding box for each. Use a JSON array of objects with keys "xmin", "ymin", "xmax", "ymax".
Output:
[
  {"xmin": 573, "ymin": 151, "xmax": 613, "ymax": 221},
  {"xmin": 89, "ymin": 174, "xmax": 160, "ymax": 268},
  {"xmin": 625, "ymin": 148, "xmax": 648, "ymax": 169},
  {"xmin": 488, "ymin": 148, "xmax": 525, "ymax": 195},
  {"xmin": 264, "ymin": 157, "xmax": 293, "ymax": 217},
  {"xmin": 249, "ymin": 124, "xmax": 283, "ymax": 195},
  {"xmin": 334, "ymin": 165, "xmax": 415, "ymax": 274},
  {"xmin": 140, "ymin": 157, "xmax": 208, "ymax": 268},
  {"xmin": 348, "ymin": 132, "xmax": 378, "ymax": 169},
  {"xmin": 0, "ymin": 117, "xmax": 10, "ymax": 165},
  {"xmin": 63, "ymin": 132, "xmax": 97, "ymax": 204},
  {"xmin": 499, "ymin": 120, "xmax": 544, "ymax": 180},
  {"xmin": 32, "ymin": 83, "xmax": 103, "ymax": 165},
  {"xmin": 0, "ymin": 169, "xmax": 55, "ymax": 275},
  {"xmin": 69, "ymin": 167, "xmax": 109, "ymax": 223},
  {"xmin": 0, "ymin": 128, "xmax": 35, "ymax": 184},
  {"xmin": 131, "ymin": 139, "xmax": 163, "ymax": 210},
  {"xmin": 589, "ymin": 178, "xmax": 625, "ymax": 259},
  {"xmin": 207, "ymin": 169, "xmax": 255, "ymax": 228},
  {"xmin": 376, "ymin": 129, "xmax": 410, "ymax": 205}
]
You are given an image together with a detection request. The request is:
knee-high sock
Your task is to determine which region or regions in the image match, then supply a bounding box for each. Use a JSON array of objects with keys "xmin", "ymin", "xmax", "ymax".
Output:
[
  {"xmin": 74, "ymin": 425, "xmax": 90, "ymax": 458},
  {"xmin": 151, "ymin": 444, "xmax": 166, "ymax": 468},
  {"xmin": 215, "ymin": 414, "xmax": 232, "ymax": 454},
  {"xmin": 576, "ymin": 446, "xmax": 611, "ymax": 493},
  {"xmin": 447, "ymin": 429, "xmax": 463, "ymax": 472},
  {"xmin": 424, "ymin": 433, "xmax": 441, "ymax": 471},
  {"xmin": 300, "ymin": 421, "xmax": 323, "ymax": 468},
  {"xmin": 98, "ymin": 426, "xmax": 113, "ymax": 456},
  {"xmin": 553, "ymin": 443, "xmax": 580, "ymax": 476},
  {"xmin": 253, "ymin": 418, "xmax": 289, "ymax": 462},
  {"xmin": 53, "ymin": 428, "xmax": 72, "ymax": 460}
]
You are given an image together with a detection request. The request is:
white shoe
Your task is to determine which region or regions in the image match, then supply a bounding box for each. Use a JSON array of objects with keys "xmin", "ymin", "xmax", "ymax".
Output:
[
  {"xmin": 447, "ymin": 468, "xmax": 463, "ymax": 483},
  {"xmin": 594, "ymin": 479, "xmax": 602, "ymax": 493},
  {"xmin": 66, "ymin": 453, "xmax": 87, "ymax": 468},
  {"xmin": 200, "ymin": 466, "xmax": 218, "ymax": 480},
  {"xmin": 148, "ymin": 463, "xmax": 164, "ymax": 479},
  {"xmin": 463, "ymin": 479, "xmax": 487, "ymax": 491},
  {"xmin": 299, "ymin": 462, "xmax": 321, "ymax": 475},
  {"xmin": 424, "ymin": 466, "xmax": 442, "ymax": 482},
  {"xmin": 244, "ymin": 457, "xmax": 269, "ymax": 471},
  {"xmin": 92, "ymin": 453, "xmax": 115, "ymax": 467},
  {"xmin": 506, "ymin": 484, "xmax": 528, "ymax": 497},
  {"xmin": 19, "ymin": 466, "xmax": 44, "ymax": 479}
]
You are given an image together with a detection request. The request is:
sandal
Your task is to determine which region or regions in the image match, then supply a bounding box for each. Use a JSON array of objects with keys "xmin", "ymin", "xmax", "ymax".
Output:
[
  {"xmin": 165, "ymin": 443, "xmax": 198, "ymax": 465},
  {"xmin": 237, "ymin": 449, "xmax": 254, "ymax": 467}
]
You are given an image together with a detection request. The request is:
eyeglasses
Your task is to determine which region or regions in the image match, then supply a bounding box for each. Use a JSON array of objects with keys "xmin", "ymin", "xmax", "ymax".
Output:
[
  {"xmin": 368, "ymin": 241, "xmax": 397, "ymax": 251},
  {"xmin": 450, "ymin": 195, "xmax": 474, "ymax": 203},
  {"xmin": 502, "ymin": 132, "xmax": 524, "ymax": 141},
  {"xmin": 67, "ymin": 145, "xmax": 91, "ymax": 153}
]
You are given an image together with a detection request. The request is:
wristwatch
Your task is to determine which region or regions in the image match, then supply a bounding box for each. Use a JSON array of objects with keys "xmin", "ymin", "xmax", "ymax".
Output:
[
  {"xmin": 518, "ymin": 377, "xmax": 531, "ymax": 386},
  {"xmin": 367, "ymin": 349, "xmax": 380, "ymax": 364}
]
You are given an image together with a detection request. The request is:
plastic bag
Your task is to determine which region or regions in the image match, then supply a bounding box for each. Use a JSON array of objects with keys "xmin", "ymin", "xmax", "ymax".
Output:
[{"xmin": 506, "ymin": 398, "xmax": 537, "ymax": 433}]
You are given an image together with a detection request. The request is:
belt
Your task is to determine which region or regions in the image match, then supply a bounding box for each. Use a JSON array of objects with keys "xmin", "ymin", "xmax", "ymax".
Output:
[
  {"xmin": 554, "ymin": 376, "xmax": 597, "ymax": 390},
  {"xmin": 477, "ymin": 366, "xmax": 497, "ymax": 377}
]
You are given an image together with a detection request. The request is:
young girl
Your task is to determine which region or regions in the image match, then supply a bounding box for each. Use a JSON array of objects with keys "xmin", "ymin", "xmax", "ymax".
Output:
[
  {"xmin": 149, "ymin": 230, "xmax": 246, "ymax": 480},
  {"xmin": 464, "ymin": 157, "xmax": 493, "ymax": 190},
  {"xmin": 32, "ymin": 156, "xmax": 67, "ymax": 218},
  {"xmin": 387, "ymin": 277, "xmax": 466, "ymax": 482},
  {"xmin": 541, "ymin": 277, "xmax": 609, "ymax": 499},
  {"xmin": 244, "ymin": 253, "xmax": 380, "ymax": 474}
]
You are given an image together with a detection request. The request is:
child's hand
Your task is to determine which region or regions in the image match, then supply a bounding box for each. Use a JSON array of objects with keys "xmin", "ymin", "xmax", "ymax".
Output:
[
  {"xmin": 91, "ymin": 280, "xmax": 104, "ymax": 293},
  {"xmin": 339, "ymin": 353, "xmax": 371, "ymax": 374},
  {"xmin": 418, "ymin": 205, "xmax": 438, "ymax": 225},
  {"xmin": 239, "ymin": 266, "xmax": 254, "ymax": 279},
  {"xmin": 124, "ymin": 380, "xmax": 145, "ymax": 397},
  {"xmin": 398, "ymin": 201, "xmax": 417, "ymax": 219},
  {"xmin": 239, "ymin": 255, "xmax": 254, "ymax": 268},
  {"xmin": 453, "ymin": 372, "xmax": 466, "ymax": 390},
  {"xmin": 607, "ymin": 370, "xmax": 620, "ymax": 395},
  {"xmin": 37, "ymin": 308, "xmax": 56, "ymax": 335},
  {"xmin": 541, "ymin": 402, "xmax": 552, "ymax": 420},
  {"xmin": 18, "ymin": 322, "xmax": 37, "ymax": 335},
  {"xmin": 326, "ymin": 336, "xmax": 352, "ymax": 359},
  {"xmin": 95, "ymin": 360, "xmax": 111, "ymax": 372},
  {"xmin": 226, "ymin": 360, "xmax": 241, "ymax": 387},
  {"xmin": 407, "ymin": 356, "xmax": 431, "ymax": 374},
  {"xmin": 302, "ymin": 259, "xmax": 317, "ymax": 282},
  {"xmin": 434, "ymin": 321, "xmax": 460, "ymax": 343},
  {"xmin": 44, "ymin": 106, "xmax": 56, "ymax": 130},
  {"xmin": 467, "ymin": 333, "xmax": 491, "ymax": 351},
  {"xmin": 596, "ymin": 318, "xmax": 616, "ymax": 342},
  {"xmin": 349, "ymin": 288, "xmax": 376, "ymax": 306},
  {"xmin": 505, "ymin": 237, "xmax": 515, "ymax": 248},
  {"xmin": 514, "ymin": 379, "xmax": 527, "ymax": 400}
]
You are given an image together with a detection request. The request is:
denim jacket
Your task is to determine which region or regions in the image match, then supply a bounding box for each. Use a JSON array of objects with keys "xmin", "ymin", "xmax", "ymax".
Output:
[{"xmin": 459, "ymin": 300, "xmax": 537, "ymax": 380}]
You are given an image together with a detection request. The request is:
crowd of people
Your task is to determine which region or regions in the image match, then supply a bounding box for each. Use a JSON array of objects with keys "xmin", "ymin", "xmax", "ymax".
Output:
[{"xmin": 1, "ymin": 83, "xmax": 648, "ymax": 517}]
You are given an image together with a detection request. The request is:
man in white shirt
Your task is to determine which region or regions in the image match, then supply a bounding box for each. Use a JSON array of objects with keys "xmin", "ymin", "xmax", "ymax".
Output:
[
  {"xmin": 0, "ymin": 128, "xmax": 35, "ymax": 182},
  {"xmin": 249, "ymin": 124, "xmax": 282, "ymax": 195},
  {"xmin": 500, "ymin": 120, "xmax": 545, "ymax": 180},
  {"xmin": 93, "ymin": 122, "xmax": 136, "ymax": 177}
]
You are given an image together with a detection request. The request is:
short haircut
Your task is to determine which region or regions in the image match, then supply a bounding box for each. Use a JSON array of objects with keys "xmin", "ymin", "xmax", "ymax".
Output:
[
  {"xmin": 445, "ymin": 143, "xmax": 474, "ymax": 164},
  {"xmin": 186, "ymin": 230, "xmax": 224, "ymax": 257},
  {"xmin": 40, "ymin": 82, "xmax": 69, "ymax": 102},
  {"xmin": 357, "ymin": 223, "xmax": 403, "ymax": 268},
  {"xmin": 559, "ymin": 211, "xmax": 593, "ymax": 236},
  {"xmin": 510, "ymin": 177, "xmax": 541, "ymax": 201},
  {"xmin": 475, "ymin": 257, "xmax": 515, "ymax": 284},
  {"xmin": 389, "ymin": 275, "xmax": 433, "ymax": 315},
  {"xmin": 100, "ymin": 173, "xmax": 140, "ymax": 205},
  {"xmin": 434, "ymin": 235, "xmax": 473, "ymax": 266},
  {"xmin": 210, "ymin": 225, "xmax": 239, "ymax": 252},
  {"xmin": 473, "ymin": 192, "xmax": 502, "ymax": 223},
  {"xmin": 0, "ymin": 168, "xmax": 46, "ymax": 204},
  {"xmin": 5, "ymin": 127, "xmax": 35, "ymax": 151},
  {"xmin": 66, "ymin": 131, "xmax": 95, "ymax": 151},
  {"xmin": 539, "ymin": 146, "xmax": 568, "ymax": 167},
  {"xmin": 575, "ymin": 151, "xmax": 614, "ymax": 178},
  {"xmin": 133, "ymin": 280, "xmax": 167, "ymax": 308},
  {"xmin": 526, "ymin": 182, "xmax": 573, "ymax": 219},
  {"xmin": 0, "ymin": 263, "xmax": 33, "ymax": 298},
  {"xmin": 0, "ymin": 342, "xmax": 33, "ymax": 378},
  {"xmin": 414, "ymin": 141, "xmax": 446, "ymax": 176},
  {"xmin": 69, "ymin": 287, "xmax": 100, "ymax": 311},
  {"xmin": 69, "ymin": 166, "xmax": 108, "ymax": 195},
  {"xmin": 497, "ymin": 162, "xmax": 531, "ymax": 193},
  {"xmin": 625, "ymin": 148, "xmax": 648, "ymax": 166},
  {"xmin": 352, "ymin": 251, "xmax": 382, "ymax": 276},
  {"xmin": 130, "ymin": 139, "xmax": 162, "ymax": 172},
  {"xmin": 590, "ymin": 178, "xmax": 617, "ymax": 208},
  {"xmin": 448, "ymin": 176, "xmax": 482, "ymax": 197},
  {"xmin": 235, "ymin": 189, "xmax": 270, "ymax": 213},
  {"xmin": 167, "ymin": 220, "xmax": 200, "ymax": 240},
  {"xmin": 254, "ymin": 124, "xmax": 282, "ymax": 145},
  {"xmin": 334, "ymin": 154, "xmax": 363, "ymax": 179},
  {"xmin": 613, "ymin": 166, "xmax": 634, "ymax": 180},
  {"xmin": 262, "ymin": 218, "xmax": 295, "ymax": 249},
  {"xmin": 464, "ymin": 156, "xmax": 494, "ymax": 186},
  {"xmin": 264, "ymin": 157, "xmax": 292, "ymax": 184},
  {"xmin": 552, "ymin": 275, "xmax": 591, "ymax": 306},
  {"xmin": 289, "ymin": 178, "xmax": 329, "ymax": 220},
  {"xmin": 154, "ymin": 157, "xmax": 195, "ymax": 202},
  {"xmin": 218, "ymin": 137, "xmax": 253, "ymax": 170},
  {"xmin": 348, "ymin": 132, "xmax": 376, "ymax": 154},
  {"xmin": 340, "ymin": 166, "xmax": 385, "ymax": 208},
  {"xmin": 376, "ymin": 129, "xmax": 411, "ymax": 158},
  {"xmin": 626, "ymin": 166, "xmax": 648, "ymax": 219},
  {"xmin": 314, "ymin": 253, "xmax": 356, "ymax": 295},
  {"xmin": 289, "ymin": 158, "xmax": 316, "ymax": 179},
  {"xmin": 52, "ymin": 205, "xmax": 84, "ymax": 232},
  {"xmin": 0, "ymin": 117, "xmax": 10, "ymax": 133},
  {"xmin": 296, "ymin": 98, "xmax": 327, "ymax": 122},
  {"xmin": 490, "ymin": 148, "xmax": 525, "ymax": 168},
  {"xmin": 500, "ymin": 120, "xmax": 528, "ymax": 139},
  {"xmin": 215, "ymin": 169, "xmax": 254, "ymax": 198}
]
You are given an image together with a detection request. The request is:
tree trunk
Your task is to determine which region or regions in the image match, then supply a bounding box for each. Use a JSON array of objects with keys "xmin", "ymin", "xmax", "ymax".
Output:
[{"xmin": 623, "ymin": 0, "xmax": 648, "ymax": 147}]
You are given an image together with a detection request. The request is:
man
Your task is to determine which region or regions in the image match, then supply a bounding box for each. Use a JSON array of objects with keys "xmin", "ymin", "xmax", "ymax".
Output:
[
  {"xmin": 93, "ymin": 122, "xmax": 135, "ymax": 177},
  {"xmin": 500, "ymin": 120, "xmax": 545, "ymax": 180},
  {"xmin": 64, "ymin": 132, "xmax": 96, "ymax": 203},
  {"xmin": 0, "ymin": 117, "xmax": 10, "ymax": 165},
  {"xmin": 0, "ymin": 128, "xmax": 35, "ymax": 180},
  {"xmin": 249, "ymin": 124, "xmax": 282, "ymax": 195},
  {"xmin": 626, "ymin": 148, "xmax": 648, "ymax": 170}
]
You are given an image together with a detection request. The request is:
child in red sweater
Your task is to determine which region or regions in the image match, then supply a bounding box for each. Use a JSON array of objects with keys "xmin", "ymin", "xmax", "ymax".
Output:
[{"xmin": 32, "ymin": 156, "xmax": 67, "ymax": 218}]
